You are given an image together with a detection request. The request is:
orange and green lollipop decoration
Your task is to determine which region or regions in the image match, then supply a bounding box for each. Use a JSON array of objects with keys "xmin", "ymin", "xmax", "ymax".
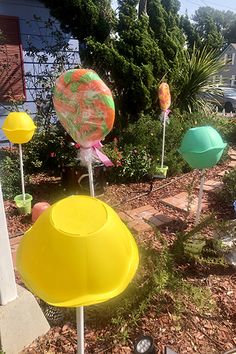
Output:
[{"xmin": 53, "ymin": 68, "xmax": 115, "ymax": 148}]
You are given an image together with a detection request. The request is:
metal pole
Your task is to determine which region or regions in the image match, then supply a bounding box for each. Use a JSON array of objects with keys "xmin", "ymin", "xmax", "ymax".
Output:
[
  {"xmin": 19, "ymin": 144, "xmax": 25, "ymax": 202},
  {"xmin": 76, "ymin": 156, "xmax": 95, "ymax": 353},
  {"xmin": 195, "ymin": 169, "xmax": 205, "ymax": 225},
  {"xmin": 161, "ymin": 111, "xmax": 166, "ymax": 169},
  {"xmin": 87, "ymin": 160, "xmax": 95, "ymax": 198},
  {"xmin": 76, "ymin": 306, "xmax": 84, "ymax": 354}
]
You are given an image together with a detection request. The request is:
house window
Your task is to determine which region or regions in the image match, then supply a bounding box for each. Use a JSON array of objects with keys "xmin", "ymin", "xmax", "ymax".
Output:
[{"xmin": 0, "ymin": 16, "xmax": 25, "ymax": 102}]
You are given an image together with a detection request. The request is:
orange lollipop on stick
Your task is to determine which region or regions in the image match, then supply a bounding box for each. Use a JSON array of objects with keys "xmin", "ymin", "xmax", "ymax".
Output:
[
  {"xmin": 158, "ymin": 82, "xmax": 171, "ymax": 111},
  {"xmin": 158, "ymin": 82, "xmax": 171, "ymax": 174}
]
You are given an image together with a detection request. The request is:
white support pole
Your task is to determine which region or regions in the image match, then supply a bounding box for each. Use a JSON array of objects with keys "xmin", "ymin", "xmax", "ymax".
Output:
[
  {"xmin": 76, "ymin": 306, "xmax": 84, "ymax": 354},
  {"xmin": 76, "ymin": 157, "xmax": 95, "ymax": 353},
  {"xmin": 19, "ymin": 144, "xmax": 25, "ymax": 202},
  {"xmin": 195, "ymin": 169, "xmax": 205, "ymax": 225},
  {"xmin": 0, "ymin": 181, "xmax": 17, "ymax": 305},
  {"xmin": 161, "ymin": 111, "xmax": 166, "ymax": 169},
  {"xmin": 87, "ymin": 160, "xmax": 95, "ymax": 198}
]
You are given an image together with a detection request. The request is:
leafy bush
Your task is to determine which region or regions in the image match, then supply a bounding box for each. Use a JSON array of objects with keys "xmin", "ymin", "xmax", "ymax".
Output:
[
  {"xmin": 218, "ymin": 168, "xmax": 236, "ymax": 206},
  {"xmin": 0, "ymin": 149, "xmax": 21, "ymax": 199},
  {"xmin": 23, "ymin": 124, "xmax": 78, "ymax": 174},
  {"xmin": 105, "ymin": 110, "xmax": 233, "ymax": 183}
]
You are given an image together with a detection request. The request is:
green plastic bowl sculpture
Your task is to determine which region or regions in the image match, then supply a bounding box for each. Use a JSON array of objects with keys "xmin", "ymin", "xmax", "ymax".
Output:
[{"xmin": 178, "ymin": 126, "xmax": 227, "ymax": 169}]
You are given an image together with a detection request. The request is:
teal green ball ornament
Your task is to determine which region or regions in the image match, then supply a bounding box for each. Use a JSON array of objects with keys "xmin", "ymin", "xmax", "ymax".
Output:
[{"xmin": 178, "ymin": 126, "xmax": 227, "ymax": 169}]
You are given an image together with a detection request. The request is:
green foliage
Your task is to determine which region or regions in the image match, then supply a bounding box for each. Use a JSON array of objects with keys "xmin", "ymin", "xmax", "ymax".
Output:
[
  {"xmin": 192, "ymin": 7, "xmax": 236, "ymax": 50},
  {"xmin": 182, "ymin": 6, "xmax": 236, "ymax": 51},
  {"xmin": 218, "ymin": 168, "xmax": 236, "ymax": 206},
  {"xmin": 104, "ymin": 111, "xmax": 232, "ymax": 182},
  {"xmin": 41, "ymin": 0, "xmax": 115, "ymax": 45},
  {"xmin": 172, "ymin": 215, "xmax": 228, "ymax": 267},
  {"xmin": 39, "ymin": 0, "xmax": 188, "ymax": 126},
  {"xmin": 0, "ymin": 150, "xmax": 21, "ymax": 199},
  {"xmin": 119, "ymin": 144, "xmax": 153, "ymax": 181},
  {"xmin": 172, "ymin": 46, "xmax": 225, "ymax": 113},
  {"xmin": 38, "ymin": 0, "xmax": 226, "ymax": 126},
  {"xmin": 23, "ymin": 125, "xmax": 78, "ymax": 174}
]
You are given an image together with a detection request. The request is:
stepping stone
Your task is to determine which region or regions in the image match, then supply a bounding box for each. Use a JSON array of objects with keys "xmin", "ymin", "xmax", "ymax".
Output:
[
  {"xmin": 143, "ymin": 213, "xmax": 174, "ymax": 227},
  {"xmin": 118, "ymin": 211, "xmax": 134, "ymax": 223},
  {"xmin": 228, "ymin": 148, "xmax": 236, "ymax": 157},
  {"xmin": 126, "ymin": 205, "xmax": 156, "ymax": 219},
  {"xmin": 230, "ymin": 154, "xmax": 236, "ymax": 161},
  {"xmin": 228, "ymin": 160, "xmax": 236, "ymax": 168},
  {"xmin": 128, "ymin": 219, "xmax": 153, "ymax": 233},
  {"xmin": 125, "ymin": 205, "xmax": 175, "ymax": 230},
  {"xmin": 201, "ymin": 179, "xmax": 223, "ymax": 192},
  {"xmin": 217, "ymin": 170, "xmax": 227, "ymax": 177},
  {"xmin": 160, "ymin": 192, "xmax": 208, "ymax": 214}
]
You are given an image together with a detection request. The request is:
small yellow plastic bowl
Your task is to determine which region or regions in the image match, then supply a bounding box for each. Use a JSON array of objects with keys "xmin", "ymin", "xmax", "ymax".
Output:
[
  {"xmin": 2, "ymin": 112, "xmax": 36, "ymax": 144},
  {"xmin": 16, "ymin": 196, "xmax": 139, "ymax": 307}
]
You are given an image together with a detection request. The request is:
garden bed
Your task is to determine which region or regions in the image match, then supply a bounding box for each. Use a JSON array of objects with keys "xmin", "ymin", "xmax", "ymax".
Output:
[{"xmin": 5, "ymin": 160, "xmax": 236, "ymax": 354}]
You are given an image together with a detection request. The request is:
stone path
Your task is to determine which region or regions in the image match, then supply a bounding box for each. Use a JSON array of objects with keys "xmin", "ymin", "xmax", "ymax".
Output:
[
  {"xmin": 119, "ymin": 205, "xmax": 175, "ymax": 232},
  {"xmin": 9, "ymin": 148, "xmax": 236, "ymax": 267}
]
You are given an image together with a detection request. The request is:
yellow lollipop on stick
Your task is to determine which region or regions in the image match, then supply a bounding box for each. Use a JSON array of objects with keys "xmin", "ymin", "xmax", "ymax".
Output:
[{"xmin": 2, "ymin": 112, "xmax": 36, "ymax": 210}]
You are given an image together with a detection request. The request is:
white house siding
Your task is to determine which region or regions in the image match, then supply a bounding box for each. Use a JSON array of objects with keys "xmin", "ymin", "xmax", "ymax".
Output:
[{"xmin": 0, "ymin": 0, "xmax": 79, "ymax": 140}]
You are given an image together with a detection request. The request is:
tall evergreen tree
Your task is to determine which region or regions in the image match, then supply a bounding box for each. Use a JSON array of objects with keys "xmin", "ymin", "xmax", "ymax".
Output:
[
  {"xmin": 40, "ymin": 0, "xmax": 116, "ymax": 61},
  {"xmin": 40, "ymin": 0, "xmax": 220, "ymax": 124},
  {"xmin": 41, "ymin": 0, "xmax": 187, "ymax": 126},
  {"xmin": 192, "ymin": 6, "xmax": 236, "ymax": 50}
]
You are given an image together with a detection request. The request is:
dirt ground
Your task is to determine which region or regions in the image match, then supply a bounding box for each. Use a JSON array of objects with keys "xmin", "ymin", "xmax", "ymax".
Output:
[{"xmin": 5, "ymin": 159, "xmax": 236, "ymax": 354}]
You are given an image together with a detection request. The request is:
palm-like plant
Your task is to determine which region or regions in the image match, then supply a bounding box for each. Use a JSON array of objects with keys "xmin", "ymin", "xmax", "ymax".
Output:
[{"xmin": 173, "ymin": 45, "xmax": 225, "ymax": 113}]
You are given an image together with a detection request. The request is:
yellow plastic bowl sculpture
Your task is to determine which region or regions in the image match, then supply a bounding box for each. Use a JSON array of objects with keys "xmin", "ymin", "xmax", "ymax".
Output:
[
  {"xmin": 2, "ymin": 112, "xmax": 36, "ymax": 144},
  {"xmin": 16, "ymin": 196, "xmax": 139, "ymax": 307}
]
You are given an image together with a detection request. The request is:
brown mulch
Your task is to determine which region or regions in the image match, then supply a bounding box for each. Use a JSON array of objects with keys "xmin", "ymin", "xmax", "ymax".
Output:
[{"xmin": 6, "ymin": 159, "xmax": 236, "ymax": 354}]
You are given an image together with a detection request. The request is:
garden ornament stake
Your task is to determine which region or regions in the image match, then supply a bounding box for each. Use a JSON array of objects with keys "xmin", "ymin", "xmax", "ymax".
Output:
[
  {"xmin": 157, "ymin": 82, "xmax": 171, "ymax": 178},
  {"xmin": 16, "ymin": 195, "xmax": 139, "ymax": 354},
  {"xmin": 2, "ymin": 112, "xmax": 36, "ymax": 212},
  {"xmin": 179, "ymin": 126, "xmax": 227, "ymax": 225},
  {"xmin": 53, "ymin": 68, "xmax": 115, "ymax": 354},
  {"xmin": 195, "ymin": 169, "xmax": 205, "ymax": 225}
]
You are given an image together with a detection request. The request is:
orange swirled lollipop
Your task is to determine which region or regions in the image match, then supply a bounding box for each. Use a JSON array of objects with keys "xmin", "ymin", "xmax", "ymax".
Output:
[
  {"xmin": 53, "ymin": 69, "xmax": 115, "ymax": 148},
  {"xmin": 158, "ymin": 82, "xmax": 171, "ymax": 112}
]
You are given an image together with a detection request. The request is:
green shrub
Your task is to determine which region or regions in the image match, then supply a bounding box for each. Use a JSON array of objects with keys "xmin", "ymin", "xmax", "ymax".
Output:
[
  {"xmin": 104, "ymin": 142, "xmax": 152, "ymax": 182},
  {"xmin": 105, "ymin": 111, "xmax": 232, "ymax": 183},
  {"xmin": 0, "ymin": 149, "xmax": 21, "ymax": 199},
  {"xmin": 23, "ymin": 125, "xmax": 78, "ymax": 174},
  {"xmin": 218, "ymin": 168, "xmax": 236, "ymax": 206}
]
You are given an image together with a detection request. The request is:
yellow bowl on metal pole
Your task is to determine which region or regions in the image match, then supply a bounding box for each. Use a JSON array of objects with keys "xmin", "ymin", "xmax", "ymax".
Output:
[{"xmin": 17, "ymin": 195, "xmax": 139, "ymax": 307}]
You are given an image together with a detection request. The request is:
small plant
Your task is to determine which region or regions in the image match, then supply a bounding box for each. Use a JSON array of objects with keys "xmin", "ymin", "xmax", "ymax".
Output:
[
  {"xmin": 0, "ymin": 149, "xmax": 21, "ymax": 199},
  {"xmin": 218, "ymin": 168, "xmax": 236, "ymax": 206}
]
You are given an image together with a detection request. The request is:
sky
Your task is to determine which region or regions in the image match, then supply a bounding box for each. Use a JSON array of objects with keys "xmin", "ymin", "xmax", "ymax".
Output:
[{"xmin": 112, "ymin": 0, "xmax": 236, "ymax": 16}]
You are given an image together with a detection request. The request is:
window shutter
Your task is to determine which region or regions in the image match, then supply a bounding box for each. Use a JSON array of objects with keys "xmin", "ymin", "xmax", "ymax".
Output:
[{"xmin": 0, "ymin": 16, "xmax": 25, "ymax": 102}]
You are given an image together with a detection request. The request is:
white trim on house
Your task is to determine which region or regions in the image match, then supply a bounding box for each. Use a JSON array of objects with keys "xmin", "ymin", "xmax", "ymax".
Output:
[{"xmin": 232, "ymin": 53, "xmax": 235, "ymax": 65}]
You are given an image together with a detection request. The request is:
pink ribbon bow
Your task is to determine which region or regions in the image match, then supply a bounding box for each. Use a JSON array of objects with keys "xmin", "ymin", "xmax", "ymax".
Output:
[
  {"xmin": 92, "ymin": 141, "xmax": 114, "ymax": 167},
  {"xmin": 76, "ymin": 142, "xmax": 114, "ymax": 167}
]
